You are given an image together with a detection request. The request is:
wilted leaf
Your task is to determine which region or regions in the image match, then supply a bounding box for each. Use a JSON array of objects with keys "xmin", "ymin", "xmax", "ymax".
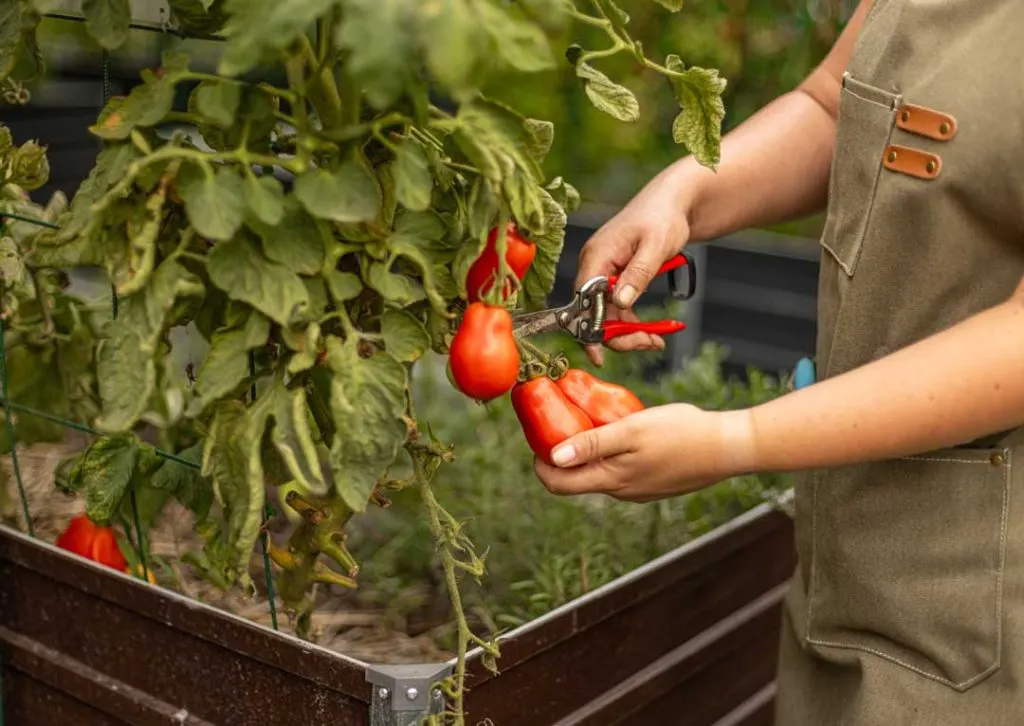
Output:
[
  {"xmin": 545, "ymin": 176, "xmax": 581, "ymax": 214},
  {"xmin": 524, "ymin": 119, "xmax": 554, "ymax": 164},
  {"xmin": 326, "ymin": 339, "xmax": 408, "ymax": 512},
  {"xmin": 67, "ymin": 434, "xmax": 140, "ymax": 523},
  {"xmin": 207, "ymin": 233, "xmax": 311, "ymax": 325},
  {"xmin": 150, "ymin": 443, "xmax": 211, "ymax": 519},
  {"xmin": 381, "ymin": 308, "xmax": 429, "ymax": 363},
  {"xmin": 521, "ymin": 187, "xmax": 566, "ymax": 309},
  {"xmin": 294, "ymin": 161, "xmax": 382, "ymax": 223},
  {"xmin": 177, "ymin": 164, "xmax": 246, "ymax": 241},
  {"xmin": 666, "ymin": 55, "xmax": 726, "ymax": 169},
  {"xmin": 194, "ymin": 328, "xmax": 251, "ymax": 405}
]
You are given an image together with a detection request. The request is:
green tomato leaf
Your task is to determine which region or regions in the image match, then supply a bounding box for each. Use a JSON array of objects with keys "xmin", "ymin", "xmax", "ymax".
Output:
[
  {"xmin": 567, "ymin": 49, "xmax": 640, "ymax": 123},
  {"xmin": 524, "ymin": 118, "xmax": 554, "ymax": 164},
  {"xmin": 244, "ymin": 173, "xmax": 285, "ymax": 226},
  {"xmin": 381, "ymin": 308, "xmax": 429, "ymax": 363},
  {"xmin": 366, "ymin": 261, "xmax": 425, "ymax": 307},
  {"xmin": 207, "ymin": 233, "xmax": 311, "ymax": 326},
  {"xmin": 666, "ymin": 55, "xmax": 726, "ymax": 170},
  {"xmin": 326, "ymin": 270, "xmax": 362, "ymax": 302},
  {"xmin": 193, "ymin": 80, "xmax": 241, "ymax": 128},
  {"xmin": 96, "ymin": 259, "xmax": 205, "ymax": 432},
  {"xmin": 150, "ymin": 443, "xmax": 211, "ymax": 520},
  {"xmin": 82, "ymin": 0, "xmax": 130, "ymax": 50},
  {"xmin": 177, "ymin": 164, "xmax": 246, "ymax": 241},
  {"xmin": 89, "ymin": 52, "xmax": 187, "ymax": 139},
  {"xmin": 67, "ymin": 434, "xmax": 140, "ymax": 524},
  {"xmin": 326, "ymin": 340, "xmax": 408, "ymax": 513},
  {"xmin": 545, "ymin": 176, "xmax": 581, "ymax": 214},
  {"xmin": 294, "ymin": 161, "xmax": 382, "ymax": 223},
  {"xmin": 250, "ymin": 197, "xmax": 326, "ymax": 275},
  {"xmin": 194, "ymin": 329, "xmax": 250, "ymax": 405},
  {"xmin": 421, "ymin": 0, "xmax": 483, "ymax": 98},
  {"xmin": 266, "ymin": 380, "xmax": 327, "ymax": 495},
  {"xmin": 219, "ymin": 0, "xmax": 341, "ymax": 76},
  {"xmin": 393, "ymin": 140, "xmax": 433, "ymax": 212},
  {"xmin": 521, "ymin": 187, "xmax": 566, "ymax": 309}
]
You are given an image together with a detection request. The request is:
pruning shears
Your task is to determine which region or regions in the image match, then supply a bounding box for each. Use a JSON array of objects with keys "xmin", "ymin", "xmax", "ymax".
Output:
[{"xmin": 511, "ymin": 252, "xmax": 697, "ymax": 344}]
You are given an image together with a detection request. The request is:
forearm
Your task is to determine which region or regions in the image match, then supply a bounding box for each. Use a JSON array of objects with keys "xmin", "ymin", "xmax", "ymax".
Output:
[
  {"xmin": 742, "ymin": 283, "xmax": 1024, "ymax": 473},
  {"xmin": 680, "ymin": 89, "xmax": 837, "ymax": 242}
]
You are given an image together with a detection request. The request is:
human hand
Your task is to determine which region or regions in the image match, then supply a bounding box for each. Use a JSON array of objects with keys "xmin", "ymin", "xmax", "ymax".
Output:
[
  {"xmin": 575, "ymin": 174, "xmax": 695, "ymax": 366},
  {"xmin": 533, "ymin": 404, "xmax": 757, "ymax": 503}
]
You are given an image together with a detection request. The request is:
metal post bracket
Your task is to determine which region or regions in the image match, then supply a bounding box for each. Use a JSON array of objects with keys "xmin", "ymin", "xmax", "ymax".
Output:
[{"xmin": 366, "ymin": 662, "xmax": 453, "ymax": 726}]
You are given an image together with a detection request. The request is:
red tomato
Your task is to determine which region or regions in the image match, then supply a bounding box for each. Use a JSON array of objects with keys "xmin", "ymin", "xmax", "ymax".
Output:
[
  {"xmin": 511, "ymin": 376, "xmax": 594, "ymax": 465},
  {"xmin": 465, "ymin": 224, "xmax": 537, "ymax": 303},
  {"xmin": 55, "ymin": 514, "xmax": 128, "ymax": 571},
  {"xmin": 555, "ymin": 369, "xmax": 645, "ymax": 427},
  {"xmin": 448, "ymin": 302, "xmax": 521, "ymax": 400}
]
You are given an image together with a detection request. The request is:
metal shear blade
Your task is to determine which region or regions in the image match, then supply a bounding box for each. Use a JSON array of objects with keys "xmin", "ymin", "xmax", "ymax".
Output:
[{"xmin": 512, "ymin": 277, "xmax": 608, "ymax": 344}]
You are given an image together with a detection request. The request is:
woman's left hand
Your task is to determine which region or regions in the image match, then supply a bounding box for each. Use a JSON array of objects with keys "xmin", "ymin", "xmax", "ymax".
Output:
[{"xmin": 534, "ymin": 404, "xmax": 756, "ymax": 503}]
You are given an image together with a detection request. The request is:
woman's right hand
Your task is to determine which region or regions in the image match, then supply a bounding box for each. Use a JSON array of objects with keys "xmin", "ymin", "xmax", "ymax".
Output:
[{"xmin": 575, "ymin": 170, "xmax": 698, "ymax": 366}]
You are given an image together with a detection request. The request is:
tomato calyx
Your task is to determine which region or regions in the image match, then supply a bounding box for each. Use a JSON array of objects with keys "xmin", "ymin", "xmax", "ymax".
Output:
[{"xmin": 466, "ymin": 223, "xmax": 537, "ymax": 305}]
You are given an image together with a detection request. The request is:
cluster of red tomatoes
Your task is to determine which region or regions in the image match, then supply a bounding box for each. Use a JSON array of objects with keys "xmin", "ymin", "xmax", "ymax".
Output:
[{"xmin": 449, "ymin": 225, "xmax": 645, "ymax": 465}]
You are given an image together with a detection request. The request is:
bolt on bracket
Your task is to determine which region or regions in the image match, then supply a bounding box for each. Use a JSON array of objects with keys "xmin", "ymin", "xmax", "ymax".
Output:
[{"xmin": 366, "ymin": 662, "xmax": 453, "ymax": 726}]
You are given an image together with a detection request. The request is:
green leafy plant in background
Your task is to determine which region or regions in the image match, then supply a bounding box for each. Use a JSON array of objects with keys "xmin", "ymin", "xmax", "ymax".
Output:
[{"xmin": 0, "ymin": 0, "xmax": 730, "ymax": 720}]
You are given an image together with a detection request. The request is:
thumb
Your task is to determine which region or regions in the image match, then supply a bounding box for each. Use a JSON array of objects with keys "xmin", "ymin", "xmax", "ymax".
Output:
[
  {"xmin": 611, "ymin": 236, "xmax": 675, "ymax": 309},
  {"xmin": 549, "ymin": 421, "xmax": 632, "ymax": 468}
]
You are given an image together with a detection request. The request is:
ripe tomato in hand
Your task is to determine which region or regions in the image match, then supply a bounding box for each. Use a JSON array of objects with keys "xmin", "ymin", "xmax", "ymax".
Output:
[
  {"xmin": 449, "ymin": 302, "xmax": 521, "ymax": 400},
  {"xmin": 465, "ymin": 224, "xmax": 537, "ymax": 303},
  {"xmin": 555, "ymin": 369, "xmax": 644, "ymax": 427},
  {"xmin": 55, "ymin": 514, "xmax": 127, "ymax": 571},
  {"xmin": 512, "ymin": 376, "xmax": 594, "ymax": 466}
]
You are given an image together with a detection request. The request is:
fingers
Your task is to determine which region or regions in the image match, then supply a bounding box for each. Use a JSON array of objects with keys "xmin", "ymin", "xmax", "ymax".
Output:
[
  {"xmin": 573, "ymin": 221, "xmax": 635, "ymax": 293},
  {"xmin": 549, "ymin": 419, "xmax": 634, "ymax": 468},
  {"xmin": 603, "ymin": 309, "xmax": 665, "ymax": 353},
  {"xmin": 611, "ymin": 229, "xmax": 676, "ymax": 309},
  {"xmin": 584, "ymin": 344, "xmax": 605, "ymax": 367}
]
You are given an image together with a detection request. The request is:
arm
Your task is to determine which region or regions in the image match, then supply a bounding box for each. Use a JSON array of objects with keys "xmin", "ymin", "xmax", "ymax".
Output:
[
  {"xmin": 743, "ymin": 281, "xmax": 1024, "ymax": 473},
  {"xmin": 535, "ymin": 281, "xmax": 1024, "ymax": 500}
]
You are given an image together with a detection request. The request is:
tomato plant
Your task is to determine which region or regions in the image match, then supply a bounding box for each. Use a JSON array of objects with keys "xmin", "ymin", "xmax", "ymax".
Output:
[{"xmin": 0, "ymin": 1, "xmax": 726, "ymax": 721}]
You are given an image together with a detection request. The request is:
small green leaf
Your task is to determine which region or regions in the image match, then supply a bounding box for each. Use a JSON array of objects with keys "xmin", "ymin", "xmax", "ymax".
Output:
[
  {"xmin": 567, "ymin": 51, "xmax": 640, "ymax": 123},
  {"xmin": 89, "ymin": 53, "xmax": 186, "ymax": 139},
  {"xmin": 82, "ymin": 0, "xmax": 130, "ymax": 50},
  {"xmin": 366, "ymin": 261, "xmax": 425, "ymax": 307},
  {"xmin": 294, "ymin": 162, "xmax": 382, "ymax": 223},
  {"xmin": 653, "ymin": 0, "xmax": 684, "ymax": 10},
  {"xmin": 194, "ymin": 81, "xmax": 241, "ymax": 128},
  {"xmin": 546, "ymin": 176, "xmax": 581, "ymax": 214},
  {"xmin": 68, "ymin": 435, "xmax": 140, "ymax": 524},
  {"xmin": 194, "ymin": 329, "xmax": 250, "ymax": 405},
  {"xmin": 326, "ymin": 340, "xmax": 408, "ymax": 513},
  {"xmin": 393, "ymin": 140, "xmax": 433, "ymax": 212},
  {"xmin": 381, "ymin": 309, "xmax": 429, "ymax": 363},
  {"xmin": 219, "ymin": 0, "xmax": 340, "ymax": 77},
  {"xmin": 177, "ymin": 164, "xmax": 246, "ymax": 241},
  {"xmin": 245, "ymin": 174, "xmax": 285, "ymax": 226},
  {"xmin": 207, "ymin": 233, "xmax": 311, "ymax": 325},
  {"xmin": 326, "ymin": 270, "xmax": 362, "ymax": 302},
  {"xmin": 250, "ymin": 197, "xmax": 327, "ymax": 275},
  {"xmin": 242, "ymin": 311, "xmax": 271, "ymax": 348},
  {"xmin": 665, "ymin": 55, "xmax": 726, "ymax": 170}
]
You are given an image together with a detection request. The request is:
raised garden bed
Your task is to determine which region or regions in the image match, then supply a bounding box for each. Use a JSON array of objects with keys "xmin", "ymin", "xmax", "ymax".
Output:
[{"xmin": 1, "ymin": 501, "xmax": 794, "ymax": 725}]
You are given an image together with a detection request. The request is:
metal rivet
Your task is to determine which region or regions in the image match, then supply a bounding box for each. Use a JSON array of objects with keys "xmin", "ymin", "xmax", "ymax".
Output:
[
  {"xmin": 939, "ymin": 121, "xmax": 950, "ymax": 135},
  {"xmin": 406, "ymin": 687, "xmax": 419, "ymax": 701},
  {"xmin": 991, "ymin": 452, "xmax": 1005, "ymax": 467},
  {"xmin": 378, "ymin": 688, "xmax": 390, "ymax": 700},
  {"xmin": 887, "ymin": 150, "xmax": 898, "ymax": 163},
  {"xmin": 926, "ymin": 160, "xmax": 937, "ymax": 174},
  {"xmin": 900, "ymin": 109, "xmax": 910, "ymax": 123}
]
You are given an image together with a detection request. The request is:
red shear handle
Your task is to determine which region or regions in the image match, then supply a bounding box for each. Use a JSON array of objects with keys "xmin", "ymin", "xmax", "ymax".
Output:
[
  {"xmin": 601, "ymin": 320, "xmax": 686, "ymax": 342},
  {"xmin": 606, "ymin": 254, "xmax": 689, "ymax": 290}
]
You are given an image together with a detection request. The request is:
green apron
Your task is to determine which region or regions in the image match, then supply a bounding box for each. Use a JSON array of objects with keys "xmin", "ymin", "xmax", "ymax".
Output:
[{"xmin": 775, "ymin": 2, "xmax": 1024, "ymax": 723}]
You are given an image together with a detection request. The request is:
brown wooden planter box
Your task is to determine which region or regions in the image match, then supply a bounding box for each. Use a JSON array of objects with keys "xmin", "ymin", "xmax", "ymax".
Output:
[{"xmin": 0, "ymin": 503, "xmax": 795, "ymax": 726}]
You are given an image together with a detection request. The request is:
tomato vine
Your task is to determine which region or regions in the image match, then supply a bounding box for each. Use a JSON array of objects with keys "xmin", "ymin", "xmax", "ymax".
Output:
[{"xmin": 1, "ymin": 0, "xmax": 724, "ymax": 721}]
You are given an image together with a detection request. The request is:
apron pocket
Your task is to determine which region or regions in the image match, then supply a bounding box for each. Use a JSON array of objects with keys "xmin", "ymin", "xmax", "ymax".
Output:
[
  {"xmin": 806, "ymin": 447, "xmax": 1010, "ymax": 691},
  {"xmin": 819, "ymin": 73, "xmax": 901, "ymax": 277}
]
